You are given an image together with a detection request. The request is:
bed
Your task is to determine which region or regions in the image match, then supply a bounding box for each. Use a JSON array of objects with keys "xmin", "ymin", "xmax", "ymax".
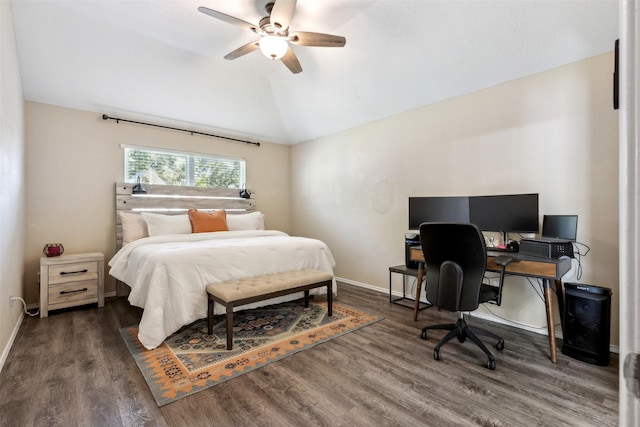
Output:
[{"xmin": 109, "ymin": 183, "xmax": 336, "ymax": 350}]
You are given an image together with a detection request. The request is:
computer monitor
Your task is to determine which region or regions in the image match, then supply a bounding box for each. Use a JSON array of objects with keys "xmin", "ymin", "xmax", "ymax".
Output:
[
  {"xmin": 408, "ymin": 196, "xmax": 470, "ymax": 230},
  {"xmin": 469, "ymin": 193, "xmax": 539, "ymax": 234},
  {"xmin": 542, "ymin": 215, "xmax": 578, "ymax": 241}
]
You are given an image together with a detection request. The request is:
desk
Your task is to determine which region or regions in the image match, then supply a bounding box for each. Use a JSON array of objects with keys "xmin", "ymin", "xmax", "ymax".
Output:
[{"xmin": 409, "ymin": 246, "xmax": 571, "ymax": 363}]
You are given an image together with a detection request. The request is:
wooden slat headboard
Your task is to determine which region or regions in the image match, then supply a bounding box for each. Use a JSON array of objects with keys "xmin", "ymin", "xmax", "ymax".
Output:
[{"xmin": 115, "ymin": 182, "xmax": 255, "ymax": 251}]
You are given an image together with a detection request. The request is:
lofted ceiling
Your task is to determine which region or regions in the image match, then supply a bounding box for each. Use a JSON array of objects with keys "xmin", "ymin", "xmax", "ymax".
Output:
[{"xmin": 10, "ymin": 0, "xmax": 619, "ymax": 145}]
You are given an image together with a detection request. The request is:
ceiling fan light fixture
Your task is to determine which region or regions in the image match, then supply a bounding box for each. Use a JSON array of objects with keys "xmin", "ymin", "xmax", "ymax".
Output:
[{"xmin": 259, "ymin": 35, "xmax": 288, "ymax": 60}]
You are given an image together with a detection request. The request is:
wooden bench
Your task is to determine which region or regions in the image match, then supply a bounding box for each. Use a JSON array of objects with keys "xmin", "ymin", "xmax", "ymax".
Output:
[{"xmin": 206, "ymin": 269, "xmax": 334, "ymax": 350}]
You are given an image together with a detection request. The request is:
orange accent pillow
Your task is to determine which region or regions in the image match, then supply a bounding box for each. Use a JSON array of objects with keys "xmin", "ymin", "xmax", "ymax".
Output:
[{"xmin": 188, "ymin": 209, "xmax": 229, "ymax": 233}]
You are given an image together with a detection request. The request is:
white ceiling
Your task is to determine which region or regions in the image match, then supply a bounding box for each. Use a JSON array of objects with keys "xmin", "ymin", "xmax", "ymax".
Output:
[{"xmin": 11, "ymin": 0, "xmax": 619, "ymax": 145}]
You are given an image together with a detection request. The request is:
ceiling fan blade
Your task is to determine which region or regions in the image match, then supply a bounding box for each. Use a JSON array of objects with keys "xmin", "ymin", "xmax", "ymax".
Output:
[
  {"xmin": 224, "ymin": 41, "xmax": 260, "ymax": 60},
  {"xmin": 281, "ymin": 47, "xmax": 302, "ymax": 74},
  {"xmin": 270, "ymin": 0, "xmax": 297, "ymax": 30},
  {"xmin": 290, "ymin": 32, "xmax": 346, "ymax": 47},
  {"xmin": 198, "ymin": 6, "xmax": 258, "ymax": 32}
]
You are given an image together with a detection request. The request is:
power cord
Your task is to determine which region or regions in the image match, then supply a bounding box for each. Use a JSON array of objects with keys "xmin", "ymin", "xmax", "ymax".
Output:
[
  {"xmin": 11, "ymin": 296, "xmax": 39, "ymax": 317},
  {"xmin": 526, "ymin": 277, "xmax": 545, "ymax": 302},
  {"xmin": 572, "ymin": 241, "xmax": 590, "ymax": 280},
  {"xmin": 408, "ymin": 275, "xmax": 426, "ymax": 300}
]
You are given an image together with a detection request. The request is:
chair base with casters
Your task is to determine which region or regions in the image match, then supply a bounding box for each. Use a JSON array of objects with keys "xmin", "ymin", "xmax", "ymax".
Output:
[{"xmin": 421, "ymin": 312, "xmax": 504, "ymax": 370}]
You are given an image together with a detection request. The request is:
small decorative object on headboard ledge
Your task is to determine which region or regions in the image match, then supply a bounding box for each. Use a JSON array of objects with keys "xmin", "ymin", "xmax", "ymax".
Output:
[
  {"xmin": 43, "ymin": 243, "xmax": 64, "ymax": 257},
  {"xmin": 131, "ymin": 177, "xmax": 147, "ymax": 195}
]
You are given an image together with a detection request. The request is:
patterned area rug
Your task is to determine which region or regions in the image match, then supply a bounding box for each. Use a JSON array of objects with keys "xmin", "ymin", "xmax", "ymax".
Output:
[{"xmin": 120, "ymin": 300, "xmax": 382, "ymax": 406}]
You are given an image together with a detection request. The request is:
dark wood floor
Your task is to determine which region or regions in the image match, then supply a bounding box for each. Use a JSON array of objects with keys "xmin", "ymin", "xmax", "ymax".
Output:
[{"xmin": 0, "ymin": 283, "xmax": 618, "ymax": 426}]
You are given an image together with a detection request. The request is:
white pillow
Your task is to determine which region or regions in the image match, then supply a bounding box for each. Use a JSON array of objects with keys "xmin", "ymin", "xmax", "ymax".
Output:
[
  {"xmin": 141, "ymin": 213, "xmax": 191, "ymax": 236},
  {"xmin": 119, "ymin": 211, "xmax": 149, "ymax": 245},
  {"xmin": 227, "ymin": 211, "xmax": 265, "ymax": 231}
]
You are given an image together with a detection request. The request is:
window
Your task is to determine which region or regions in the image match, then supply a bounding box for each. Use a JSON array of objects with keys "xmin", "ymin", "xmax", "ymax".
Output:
[{"xmin": 124, "ymin": 146, "xmax": 245, "ymax": 189}]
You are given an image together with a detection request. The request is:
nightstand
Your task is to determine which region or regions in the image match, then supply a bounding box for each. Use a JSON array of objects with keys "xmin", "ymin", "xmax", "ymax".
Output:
[{"xmin": 40, "ymin": 252, "xmax": 104, "ymax": 318}]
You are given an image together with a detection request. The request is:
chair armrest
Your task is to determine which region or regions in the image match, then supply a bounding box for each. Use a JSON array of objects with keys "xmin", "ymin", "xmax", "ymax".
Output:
[{"xmin": 494, "ymin": 255, "xmax": 513, "ymax": 267}]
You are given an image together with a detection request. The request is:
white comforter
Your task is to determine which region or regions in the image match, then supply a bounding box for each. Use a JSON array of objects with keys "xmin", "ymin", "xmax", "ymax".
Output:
[{"xmin": 109, "ymin": 230, "xmax": 336, "ymax": 349}]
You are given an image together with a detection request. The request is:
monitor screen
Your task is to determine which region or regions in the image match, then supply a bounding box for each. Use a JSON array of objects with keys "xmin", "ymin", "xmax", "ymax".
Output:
[
  {"xmin": 408, "ymin": 196, "xmax": 470, "ymax": 229},
  {"xmin": 469, "ymin": 193, "xmax": 539, "ymax": 233},
  {"xmin": 542, "ymin": 215, "xmax": 578, "ymax": 241}
]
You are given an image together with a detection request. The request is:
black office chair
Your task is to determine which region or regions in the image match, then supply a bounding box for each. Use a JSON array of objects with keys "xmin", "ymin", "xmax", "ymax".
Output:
[{"xmin": 419, "ymin": 222, "xmax": 512, "ymax": 370}]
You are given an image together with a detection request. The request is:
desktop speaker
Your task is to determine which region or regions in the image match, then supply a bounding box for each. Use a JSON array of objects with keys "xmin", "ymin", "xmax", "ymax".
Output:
[
  {"xmin": 562, "ymin": 282, "xmax": 612, "ymax": 366},
  {"xmin": 405, "ymin": 233, "xmax": 420, "ymax": 269}
]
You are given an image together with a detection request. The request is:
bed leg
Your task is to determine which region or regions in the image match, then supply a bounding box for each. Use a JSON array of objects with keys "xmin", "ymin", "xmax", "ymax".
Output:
[
  {"xmin": 226, "ymin": 308, "xmax": 233, "ymax": 350},
  {"xmin": 208, "ymin": 297, "xmax": 213, "ymax": 335},
  {"xmin": 327, "ymin": 281, "xmax": 333, "ymax": 316}
]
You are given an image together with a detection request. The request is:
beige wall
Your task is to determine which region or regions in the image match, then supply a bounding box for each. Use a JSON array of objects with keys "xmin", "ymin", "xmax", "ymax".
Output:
[
  {"xmin": 1, "ymin": 1, "xmax": 26, "ymax": 367},
  {"xmin": 23, "ymin": 102, "xmax": 291, "ymax": 303},
  {"xmin": 291, "ymin": 53, "xmax": 620, "ymax": 346}
]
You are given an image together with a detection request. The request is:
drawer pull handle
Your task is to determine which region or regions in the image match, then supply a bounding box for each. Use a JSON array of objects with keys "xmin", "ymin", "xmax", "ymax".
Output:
[
  {"xmin": 60, "ymin": 269, "xmax": 88, "ymax": 275},
  {"xmin": 60, "ymin": 288, "xmax": 88, "ymax": 295}
]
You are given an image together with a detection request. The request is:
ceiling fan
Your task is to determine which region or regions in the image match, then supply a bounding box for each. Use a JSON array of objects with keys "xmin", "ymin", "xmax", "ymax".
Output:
[{"xmin": 198, "ymin": 0, "xmax": 346, "ymax": 74}]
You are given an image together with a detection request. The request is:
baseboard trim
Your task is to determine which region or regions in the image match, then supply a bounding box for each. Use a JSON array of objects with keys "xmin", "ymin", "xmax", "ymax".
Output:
[
  {"xmin": 338, "ymin": 276, "xmax": 432, "ymax": 303},
  {"xmin": 338, "ymin": 277, "xmax": 620, "ymax": 355},
  {"xmin": 0, "ymin": 312, "xmax": 24, "ymax": 374}
]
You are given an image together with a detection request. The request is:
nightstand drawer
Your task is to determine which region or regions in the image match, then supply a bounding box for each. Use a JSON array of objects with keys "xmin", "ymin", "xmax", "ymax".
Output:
[
  {"xmin": 48, "ymin": 261, "xmax": 98, "ymax": 284},
  {"xmin": 48, "ymin": 279, "xmax": 98, "ymax": 306}
]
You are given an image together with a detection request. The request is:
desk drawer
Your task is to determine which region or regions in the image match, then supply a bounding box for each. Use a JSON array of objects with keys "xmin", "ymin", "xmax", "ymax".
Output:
[
  {"xmin": 48, "ymin": 279, "xmax": 98, "ymax": 307},
  {"xmin": 48, "ymin": 261, "xmax": 98, "ymax": 284},
  {"xmin": 486, "ymin": 257, "xmax": 559, "ymax": 278}
]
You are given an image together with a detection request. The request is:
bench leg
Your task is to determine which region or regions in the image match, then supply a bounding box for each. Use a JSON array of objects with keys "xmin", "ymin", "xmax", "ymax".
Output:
[
  {"xmin": 304, "ymin": 290, "xmax": 310, "ymax": 307},
  {"xmin": 226, "ymin": 308, "xmax": 233, "ymax": 350},
  {"xmin": 327, "ymin": 281, "xmax": 333, "ymax": 316},
  {"xmin": 208, "ymin": 297, "xmax": 214, "ymax": 335}
]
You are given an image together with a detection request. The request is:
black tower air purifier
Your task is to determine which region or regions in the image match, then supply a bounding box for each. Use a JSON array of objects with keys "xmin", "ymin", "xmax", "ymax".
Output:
[{"xmin": 562, "ymin": 282, "xmax": 612, "ymax": 366}]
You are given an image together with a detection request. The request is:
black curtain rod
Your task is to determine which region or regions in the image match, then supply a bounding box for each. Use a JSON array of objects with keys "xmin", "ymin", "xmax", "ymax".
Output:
[{"xmin": 101, "ymin": 114, "xmax": 261, "ymax": 147}]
